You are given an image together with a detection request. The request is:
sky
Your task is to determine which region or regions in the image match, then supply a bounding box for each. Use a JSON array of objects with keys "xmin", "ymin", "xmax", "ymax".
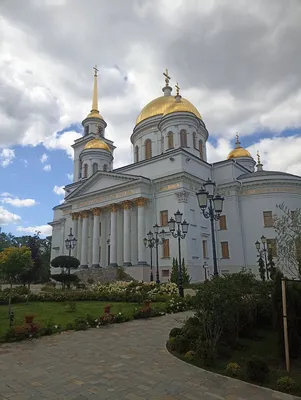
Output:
[{"xmin": 0, "ymin": 0, "xmax": 301, "ymax": 237}]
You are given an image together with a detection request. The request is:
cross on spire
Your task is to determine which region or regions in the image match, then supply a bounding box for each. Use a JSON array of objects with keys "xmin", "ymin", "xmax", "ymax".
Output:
[
  {"xmin": 163, "ymin": 68, "xmax": 171, "ymax": 87},
  {"xmin": 93, "ymin": 65, "xmax": 99, "ymax": 77},
  {"xmin": 257, "ymin": 150, "xmax": 261, "ymax": 164},
  {"xmin": 175, "ymin": 82, "xmax": 180, "ymax": 96},
  {"xmin": 235, "ymin": 133, "xmax": 240, "ymax": 145}
]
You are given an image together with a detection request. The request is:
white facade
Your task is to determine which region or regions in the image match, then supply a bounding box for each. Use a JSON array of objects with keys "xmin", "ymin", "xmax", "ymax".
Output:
[{"xmin": 49, "ymin": 71, "xmax": 301, "ymax": 282}]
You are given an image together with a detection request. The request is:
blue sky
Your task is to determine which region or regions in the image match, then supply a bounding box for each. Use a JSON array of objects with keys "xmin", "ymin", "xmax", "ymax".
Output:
[{"xmin": 1, "ymin": 0, "xmax": 301, "ymax": 237}]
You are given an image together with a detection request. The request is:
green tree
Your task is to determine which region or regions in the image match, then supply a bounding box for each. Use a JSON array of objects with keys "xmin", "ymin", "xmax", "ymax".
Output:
[
  {"xmin": 170, "ymin": 257, "xmax": 191, "ymax": 285},
  {"xmin": 0, "ymin": 246, "xmax": 33, "ymax": 325},
  {"xmin": 182, "ymin": 258, "xmax": 191, "ymax": 285},
  {"xmin": 51, "ymin": 255, "xmax": 80, "ymax": 289}
]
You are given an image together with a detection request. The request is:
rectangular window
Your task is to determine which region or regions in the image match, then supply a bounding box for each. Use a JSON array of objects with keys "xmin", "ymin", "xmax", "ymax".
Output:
[
  {"xmin": 99, "ymin": 222, "xmax": 102, "ymax": 237},
  {"xmin": 162, "ymin": 269, "xmax": 170, "ymax": 278},
  {"xmin": 193, "ymin": 132, "xmax": 197, "ymax": 149},
  {"xmin": 267, "ymin": 238, "xmax": 277, "ymax": 257},
  {"xmin": 221, "ymin": 241, "xmax": 230, "ymax": 259},
  {"xmin": 219, "ymin": 215, "xmax": 227, "ymax": 230},
  {"xmin": 84, "ymin": 126, "xmax": 89, "ymax": 135},
  {"xmin": 263, "ymin": 211, "xmax": 273, "ymax": 227},
  {"xmin": 163, "ymin": 239, "xmax": 170, "ymax": 258},
  {"xmin": 202, "ymin": 240, "xmax": 208, "ymax": 258},
  {"xmin": 199, "ymin": 140, "xmax": 203, "ymax": 159},
  {"xmin": 160, "ymin": 210, "xmax": 168, "ymax": 226}
]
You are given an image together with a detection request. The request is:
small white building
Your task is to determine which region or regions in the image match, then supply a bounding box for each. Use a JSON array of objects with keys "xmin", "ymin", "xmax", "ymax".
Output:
[{"xmin": 49, "ymin": 68, "xmax": 301, "ymax": 282}]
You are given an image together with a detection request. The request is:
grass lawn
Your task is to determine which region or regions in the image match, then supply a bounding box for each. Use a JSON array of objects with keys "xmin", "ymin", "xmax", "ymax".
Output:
[
  {"xmin": 0, "ymin": 301, "xmax": 167, "ymax": 335},
  {"xmin": 173, "ymin": 329, "xmax": 301, "ymax": 396}
]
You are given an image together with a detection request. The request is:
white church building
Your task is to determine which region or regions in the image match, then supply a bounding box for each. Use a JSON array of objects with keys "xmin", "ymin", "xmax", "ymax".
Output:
[{"xmin": 49, "ymin": 68, "xmax": 301, "ymax": 282}]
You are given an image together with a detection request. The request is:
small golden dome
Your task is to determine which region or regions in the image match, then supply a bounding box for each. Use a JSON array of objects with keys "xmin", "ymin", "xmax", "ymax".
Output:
[
  {"xmin": 227, "ymin": 135, "xmax": 251, "ymax": 159},
  {"xmin": 84, "ymin": 138, "xmax": 110, "ymax": 151},
  {"xmin": 135, "ymin": 96, "xmax": 202, "ymax": 125},
  {"xmin": 86, "ymin": 110, "xmax": 104, "ymax": 120}
]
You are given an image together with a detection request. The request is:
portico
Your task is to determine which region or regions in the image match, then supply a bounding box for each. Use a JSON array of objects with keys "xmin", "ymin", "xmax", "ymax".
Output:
[{"xmin": 70, "ymin": 197, "xmax": 149, "ymax": 269}]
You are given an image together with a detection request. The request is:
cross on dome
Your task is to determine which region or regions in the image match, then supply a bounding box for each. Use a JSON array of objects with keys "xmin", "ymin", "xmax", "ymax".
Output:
[
  {"xmin": 163, "ymin": 68, "xmax": 171, "ymax": 87},
  {"xmin": 93, "ymin": 65, "xmax": 99, "ymax": 77}
]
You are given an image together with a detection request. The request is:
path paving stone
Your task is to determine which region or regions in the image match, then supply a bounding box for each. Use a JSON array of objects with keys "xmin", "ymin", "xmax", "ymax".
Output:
[{"xmin": 0, "ymin": 312, "xmax": 300, "ymax": 399}]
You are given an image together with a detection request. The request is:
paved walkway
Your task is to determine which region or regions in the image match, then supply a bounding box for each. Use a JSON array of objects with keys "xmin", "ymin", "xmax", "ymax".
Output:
[{"xmin": 0, "ymin": 312, "xmax": 299, "ymax": 400}]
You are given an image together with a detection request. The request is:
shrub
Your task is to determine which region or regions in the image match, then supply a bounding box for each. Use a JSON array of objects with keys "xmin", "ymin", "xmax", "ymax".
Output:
[
  {"xmin": 276, "ymin": 376, "xmax": 296, "ymax": 393},
  {"xmin": 3, "ymin": 286, "xmax": 29, "ymax": 295},
  {"xmin": 74, "ymin": 317, "xmax": 89, "ymax": 331},
  {"xmin": 246, "ymin": 356, "xmax": 269, "ymax": 383},
  {"xmin": 173, "ymin": 335, "xmax": 190, "ymax": 354},
  {"xmin": 184, "ymin": 350, "xmax": 196, "ymax": 361},
  {"xmin": 169, "ymin": 327, "xmax": 183, "ymax": 338},
  {"xmin": 167, "ymin": 337, "xmax": 176, "ymax": 351},
  {"xmin": 3, "ymin": 325, "xmax": 30, "ymax": 342},
  {"xmin": 226, "ymin": 362, "xmax": 241, "ymax": 377},
  {"xmin": 195, "ymin": 339, "xmax": 217, "ymax": 366}
]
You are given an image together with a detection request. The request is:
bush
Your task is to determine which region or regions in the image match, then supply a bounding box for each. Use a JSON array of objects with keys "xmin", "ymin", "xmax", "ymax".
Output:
[
  {"xmin": 167, "ymin": 337, "xmax": 176, "ymax": 351},
  {"xmin": 276, "ymin": 376, "xmax": 296, "ymax": 393},
  {"xmin": 226, "ymin": 362, "xmax": 241, "ymax": 377},
  {"xmin": 246, "ymin": 356, "xmax": 269, "ymax": 383},
  {"xmin": 169, "ymin": 327, "xmax": 183, "ymax": 338},
  {"xmin": 184, "ymin": 350, "xmax": 196, "ymax": 361},
  {"xmin": 173, "ymin": 335, "xmax": 190, "ymax": 354},
  {"xmin": 74, "ymin": 317, "xmax": 89, "ymax": 331},
  {"xmin": 3, "ymin": 286, "xmax": 29, "ymax": 295},
  {"xmin": 195, "ymin": 339, "xmax": 217, "ymax": 366}
]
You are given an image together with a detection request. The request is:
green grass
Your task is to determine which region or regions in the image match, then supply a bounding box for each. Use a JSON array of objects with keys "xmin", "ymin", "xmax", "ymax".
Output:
[{"xmin": 0, "ymin": 301, "xmax": 167, "ymax": 335}]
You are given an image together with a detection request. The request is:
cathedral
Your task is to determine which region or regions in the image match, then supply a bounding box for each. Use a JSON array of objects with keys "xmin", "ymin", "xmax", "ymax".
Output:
[{"xmin": 49, "ymin": 67, "xmax": 301, "ymax": 282}]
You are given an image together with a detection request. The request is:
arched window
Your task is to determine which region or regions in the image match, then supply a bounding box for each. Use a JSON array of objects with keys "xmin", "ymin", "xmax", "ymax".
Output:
[
  {"xmin": 84, "ymin": 126, "xmax": 89, "ymax": 135},
  {"xmin": 83, "ymin": 163, "xmax": 88, "ymax": 178},
  {"xmin": 199, "ymin": 140, "xmax": 203, "ymax": 159},
  {"xmin": 145, "ymin": 139, "xmax": 152, "ymax": 160},
  {"xmin": 103, "ymin": 164, "xmax": 108, "ymax": 172},
  {"xmin": 134, "ymin": 145, "xmax": 139, "ymax": 163},
  {"xmin": 92, "ymin": 163, "xmax": 98, "ymax": 174},
  {"xmin": 79, "ymin": 161, "xmax": 82, "ymax": 179},
  {"xmin": 180, "ymin": 130, "xmax": 187, "ymax": 147},
  {"xmin": 167, "ymin": 132, "xmax": 174, "ymax": 149},
  {"xmin": 193, "ymin": 132, "xmax": 197, "ymax": 149}
]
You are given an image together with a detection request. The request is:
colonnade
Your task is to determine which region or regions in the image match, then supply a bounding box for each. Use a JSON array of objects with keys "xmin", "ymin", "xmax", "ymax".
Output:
[{"xmin": 70, "ymin": 197, "xmax": 148, "ymax": 268}]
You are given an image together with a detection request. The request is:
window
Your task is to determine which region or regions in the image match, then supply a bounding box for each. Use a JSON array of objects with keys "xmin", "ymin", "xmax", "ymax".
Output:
[
  {"xmin": 134, "ymin": 146, "xmax": 139, "ymax": 163},
  {"xmin": 83, "ymin": 163, "xmax": 88, "ymax": 178},
  {"xmin": 202, "ymin": 240, "xmax": 208, "ymax": 258},
  {"xmin": 267, "ymin": 238, "xmax": 277, "ymax": 257},
  {"xmin": 180, "ymin": 129, "xmax": 187, "ymax": 147},
  {"xmin": 167, "ymin": 131, "xmax": 174, "ymax": 149},
  {"xmin": 160, "ymin": 210, "xmax": 168, "ymax": 226},
  {"xmin": 162, "ymin": 239, "xmax": 170, "ymax": 258},
  {"xmin": 84, "ymin": 126, "xmax": 89, "ymax": 135},
  {"xmin": 219, "ymin": 215, "xmax": 227, "ymax": 230},
  {"xmin": 221, "ymin": 242, "xmax": 230, "ymax": 259},
  {"xmin": 79, "ymin": 161, "xmax": 82, "ymax": 179},
  {"xmin": 263, "ymin": 211, "xmax": 273, "ymax": 227},
  {"xmin": 199, "ymin": 140, "xmax": 203, "ymax": 159},
  {"xmin": 145, "ymin": 139, "xmax": 152, "ymax": 160},
  {"xmin": 99, "ymin": 222, "xmax": 102, "ymax": 237},
  {"xmin": 103, "ymin": 164, "xmax": 108, "ymax": 172},
  {"xmin": 92, "ymin": 163, "xmax": 98, "ymax": 174},
  {"xmin": 162, "ymin": 269, "xmax": 170, "ymax": 278},
  {"xmin": 193, "ymin": 132, "xmax": 197, "ymax": 149}
]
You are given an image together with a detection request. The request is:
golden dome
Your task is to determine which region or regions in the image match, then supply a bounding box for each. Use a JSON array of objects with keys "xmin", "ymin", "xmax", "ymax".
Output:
[
  {"xmin": 86, "ymin": 110, "xmax": 104, "ymax": 120},
  {"xmin": 227, "ymin": 135, "xmax": 251, "ymax": 159},
  {"xmin": 135, "ymin": 95, "xmax": 202, "ymax": 125},
  {"xmin": 84, "ymin": 138, "xmax": 110, "ymax": 151}
]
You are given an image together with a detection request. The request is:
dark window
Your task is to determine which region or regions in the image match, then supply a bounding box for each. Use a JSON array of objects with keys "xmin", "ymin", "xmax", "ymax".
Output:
[
  {"xmin": 135, "ymin": 145, "xmax": 139, "ymax": 163},
  {"xmin": 84, "ymin": 126, "xmax": 89, "ymax": 135},
  {"xmin": 180, "ymin": 130, "xmax": 187, "ymax": 147},
  {"xmin": 92, "ymin": 163, "xmax": 98, "ymax": 174},
  {"xmin": 83, "ymin": 164, "xmax": 88, "ymax": 178},
  {"xmin": 145, "ymin": 139, "xmax": 152, "ymax": 159},
  {"xmin": 167, "ymin": 132, "xmax": 174, "ymax": 149}
]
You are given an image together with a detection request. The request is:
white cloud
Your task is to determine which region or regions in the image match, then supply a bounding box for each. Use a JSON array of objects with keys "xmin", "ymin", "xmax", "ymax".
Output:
[
  {"xmin": 16, "ymin": 224, "xmax": 52, "ymax": 236},
  {"xmin": 0, "ymin": 206, "xmax": 21, "ymax": 225},
  {"xmin": 67, "ymin": 173, "xmax": 73, "ymax": 181},
  {"xmin": 0, "ymin": 149, "xmax": 15, "ymax": 167},
  {"xmin": 53, "ymin": 185, "xmax": 65, "ymax": 196},
  {"xmin": 40, "ymin": 153, "xmax": 48, "ymax": 163},
  {"xmin": 43, "ymin": 164, "xmax": 51, "ymax": 171},
  {"xmin": 0, "ymin": 195, "xmax": 38, "ymax": 207}
]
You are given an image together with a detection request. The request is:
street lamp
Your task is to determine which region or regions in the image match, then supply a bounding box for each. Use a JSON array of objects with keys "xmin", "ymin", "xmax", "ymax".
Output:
[
  {"xmin": 143, "ymin": 226, "xmax": 166, "ymax": 283},
  {"xmin": 64, "ymin": 227, "xmax": 77, "ymax": 289},
  {"xmin": 168, "ymin": 210, "xmax": 189, "ymax": 298},
  {"xmin": 255, "ymin": 235, "xmax": 270, "ymax": 280},
  {"xmin": 196, "ymin": 179, "xmax": 224, "ymax": 276}
]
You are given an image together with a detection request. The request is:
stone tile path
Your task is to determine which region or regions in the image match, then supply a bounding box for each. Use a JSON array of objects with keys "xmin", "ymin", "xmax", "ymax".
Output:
[{"xmin": 0, "ymin": 312, "xmax": 299, "ymax": 400}]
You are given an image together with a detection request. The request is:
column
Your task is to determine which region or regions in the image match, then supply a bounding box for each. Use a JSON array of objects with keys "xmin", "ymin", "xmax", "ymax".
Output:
[
  {"xmin": 123, "ymin": 201, "xmax": 131, "ymax": 266},
  {"xmin": 71, "ymin": 212, "xmax": 79, "ymax": 259},
  {"xmin": 109, "ymin": 204, "xmax": 118, "ymax": 267},
  {"xmin": 80, "ymin": 210, "xmax": 89, "ymax": 268},
  {"xmin": 136, "ymin": 197, "xmax": 147, "ymax": 265},
  {"xmin": 91, "ymin": 208, "xmax": 101, "ymax": 268}
]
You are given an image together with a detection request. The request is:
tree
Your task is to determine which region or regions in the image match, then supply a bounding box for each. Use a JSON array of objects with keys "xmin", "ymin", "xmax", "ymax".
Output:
[
  {"xmin": 182, "ymin": 258, "xmax": 191, "ymax": 285},
  {"xmin": 51, "ymin": 255, "xmax": 80, "ymax": 289},
  {"xmin": 273, "ymin": 203, "xmax": 301, "ymax": 278},
  {"xmin": 170, "ymin": 257, "xmax": 191, "ymax": 285},
  {"xmin": 0, "ymin": 246, "xmax": 33, "ymax": 325}
]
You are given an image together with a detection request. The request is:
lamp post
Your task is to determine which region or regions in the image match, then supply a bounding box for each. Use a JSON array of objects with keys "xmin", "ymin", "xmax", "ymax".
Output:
[
  {"xmin": 196, "ymin": 179, "xmax": 224, "ymax": 277},
  {"xmin": 143, "ymin": 226, "xmax": 166, "ymax": 283},
  {"xmin": 64, "ymin": 227, "xmax": 77, "ymax": 289},
  {"xmin": 203, "ymin": 261, "xmax": 209, "ymax": 281},
  {"xmin": 168, "ymin": 211, "xmax": 189, "ymax": 298},
  {"xmin": 255, "ymin": 235, "xmax": 270, "ymax": 280}
]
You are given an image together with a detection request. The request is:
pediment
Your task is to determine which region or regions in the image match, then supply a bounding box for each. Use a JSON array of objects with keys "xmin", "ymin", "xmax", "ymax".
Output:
[{"xmin": 65, "ymin": 171, "xmax": 140, "ymax": 200}]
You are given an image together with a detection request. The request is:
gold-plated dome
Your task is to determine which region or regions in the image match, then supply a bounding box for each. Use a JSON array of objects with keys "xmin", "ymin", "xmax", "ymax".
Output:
[
  {"xmin": 227, "ymin": 135, "xmax": 251, "ymax": 159},
  {"xmin": 84, "ymin": 138, "xmax": 110, "ymax": 152},
  {"xmin": 135, "ymin": 96, "xmax": 202, "ymax": 125},
  {"xmin": 86, "ymin": 110, "xmax": 104, "ymax": 120}
]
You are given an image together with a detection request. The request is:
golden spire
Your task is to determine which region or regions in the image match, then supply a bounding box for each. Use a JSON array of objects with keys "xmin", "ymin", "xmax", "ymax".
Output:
[
  {"xmin": 175, "ymin": 82, "xmax": 180, "ymax": 96},
  {"xmin": 92, "ymin": 65, "xmax": 99, "ymax": 112},
  {"xmin": 163, "ymin": 68, "xmax": 171, "ymax": 87}
]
